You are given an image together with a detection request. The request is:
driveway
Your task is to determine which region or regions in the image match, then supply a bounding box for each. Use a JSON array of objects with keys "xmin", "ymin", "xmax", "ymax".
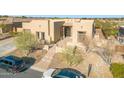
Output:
[
  {"xmin": 0, "ymin": 38, "xmax": 16, "ymax": 57},
  {"xmin": 0, "ymin": 68, "xmax": 43, "ymax": 78}
]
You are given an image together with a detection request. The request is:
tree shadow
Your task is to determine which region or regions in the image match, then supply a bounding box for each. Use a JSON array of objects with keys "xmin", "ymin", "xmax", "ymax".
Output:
[{"xmin": 20, "ymin": 57, "xmax": 36, "ymax": 72}]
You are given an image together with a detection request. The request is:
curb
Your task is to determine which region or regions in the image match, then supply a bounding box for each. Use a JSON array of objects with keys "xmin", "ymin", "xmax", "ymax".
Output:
[{"xmin": 30, "ymin": 66, "xmax": 47, "ymax": 72}]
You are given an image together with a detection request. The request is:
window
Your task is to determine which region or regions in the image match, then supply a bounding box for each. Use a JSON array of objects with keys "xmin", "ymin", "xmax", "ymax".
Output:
[
  {"xmin": 3, "ymin": 61, "xmax": 9, "ymax": 65},
  {"xmin": 77, "ymin": 31, "xmax": 86, "ymax": 42},
  {"xmin": 36, "ymin": 32, "xmax": 45, "ymax": 40},
  {"xmin": 36, "ymin": 32, "xmax": 40, "ymax": 39},
  {"xmin": 3, "ymin": 61, "xmax": 12, "ymax": 65},
  {"xmin": 41, "ymin": 32, "xmax": 45, "ymax": 40}
]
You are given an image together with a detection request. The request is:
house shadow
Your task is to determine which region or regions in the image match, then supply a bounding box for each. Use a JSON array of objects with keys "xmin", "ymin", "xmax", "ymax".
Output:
[{"xmin": 20, "ymin": 57, "xmax": 36, "ymax": 72}]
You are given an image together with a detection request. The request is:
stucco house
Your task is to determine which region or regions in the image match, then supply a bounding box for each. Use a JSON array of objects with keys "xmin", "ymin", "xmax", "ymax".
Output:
[
  {"xmin": 0, "ymin": 17, "xmax": 31, "ymax": 34},
  {"xmin": 18, "ymin": 18, "xmax": 95, "ymax": 44}
]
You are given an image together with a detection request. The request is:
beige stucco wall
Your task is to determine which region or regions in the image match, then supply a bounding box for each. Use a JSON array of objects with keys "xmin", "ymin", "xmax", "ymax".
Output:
[
  {"xmin": 53, "ymin": 21, "xmax": 64, "ymax": 42},
  {"xmin": 22, "ymin": 19, "xmax": 65, "ymax": 43},
  {"xmin": 16, "ymin": 28, "xmax": 23, "ymax": 32},
  {"xmin": 22, "ymin": 20, "xmax": 50, "ymax": 43},
  {"xmin": 70, "ymin": 20, "xmax": 94, "ymax": 44}
]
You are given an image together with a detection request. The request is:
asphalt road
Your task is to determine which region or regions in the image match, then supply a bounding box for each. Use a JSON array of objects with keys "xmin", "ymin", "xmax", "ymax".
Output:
[
  {"xmin": 0, "ymin": 38, "xmax": 16, "ymax": 57},
  {"xmin": 0, "ymin": 68, "xmax": 43, "ymax": 78}
]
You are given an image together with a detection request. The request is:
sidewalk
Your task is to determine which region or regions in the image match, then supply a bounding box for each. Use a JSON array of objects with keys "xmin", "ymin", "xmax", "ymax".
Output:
[
  {"xmin": 31, "ymin": 61, "xmax": 50, "ymax": 72},
  {"xmin": 31, "ymin": 46, "xmax": 56, "ymax": 72}
]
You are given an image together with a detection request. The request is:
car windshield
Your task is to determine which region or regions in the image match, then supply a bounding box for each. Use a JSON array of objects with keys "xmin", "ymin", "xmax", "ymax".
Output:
[{"xmin": 52, "ymin": 69, "xmax": 81, "ymax": 78}]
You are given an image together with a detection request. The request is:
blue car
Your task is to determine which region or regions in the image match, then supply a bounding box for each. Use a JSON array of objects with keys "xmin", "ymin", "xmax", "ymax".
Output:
[
  {"xmin": 43, "ymin": 68, "xmax": 86, "ymax": 78},
  {"xmin": 0, "ymin": 55, "xmax": 25, "ymax": 73}
]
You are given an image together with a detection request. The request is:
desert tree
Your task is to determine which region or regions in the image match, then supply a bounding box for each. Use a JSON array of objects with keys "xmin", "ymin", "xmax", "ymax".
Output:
[
  {"xmin": 14, "ymin": 31, "xmax": 38, "ymax": 56},
  {"xmin": 62, "ymin": 46, "xmax": 84, "ymax": 66},
  {"xmin": 95, "ymin": 39, "xmax": 115, "ymax": 65},
  {"xmin": 103, "ymin": 39, "xmax": 115, "ymax": 64}
]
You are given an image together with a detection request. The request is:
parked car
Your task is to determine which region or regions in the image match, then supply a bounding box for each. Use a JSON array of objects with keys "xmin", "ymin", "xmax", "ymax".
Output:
[
  {"xmin": 0, "ymin": 55, "xmax": 25, "ymax": 73},
  {"xmin": 43, "ymin": 68, "xmax": 86, "ymax": 78}
]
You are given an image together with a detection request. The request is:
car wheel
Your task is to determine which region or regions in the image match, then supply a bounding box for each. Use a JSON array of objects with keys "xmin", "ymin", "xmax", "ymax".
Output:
[{"xmin": 6, "ymin": 68, "xmax": 12, "ymax": 72}]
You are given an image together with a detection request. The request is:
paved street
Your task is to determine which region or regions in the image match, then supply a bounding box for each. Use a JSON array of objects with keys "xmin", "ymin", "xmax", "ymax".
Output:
[
  {"xmin": 0, "ymin": 68, "xmax": 43, "ymax": 78},
  {"xmin": 0, "ymin": 38, "xmax": 16, "ymax": 57}
]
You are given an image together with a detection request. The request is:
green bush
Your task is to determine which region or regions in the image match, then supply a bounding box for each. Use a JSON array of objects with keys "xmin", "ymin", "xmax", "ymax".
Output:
[
  {"xmin": 110, "ymin": 63, "xmax": 124, "ymax": 78},
  {"xmin": 95, "ymin": 20, "xmax": 118, "ymax": 38},
  {"xmin": 14, "ymin": 31, "xmax": 38, "ymax": 56}
]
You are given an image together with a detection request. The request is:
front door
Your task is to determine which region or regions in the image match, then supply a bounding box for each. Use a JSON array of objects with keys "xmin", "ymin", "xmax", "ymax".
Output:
[
  {"xmin": 64, "ymin": 27, "xmax": 71, "ymax": 37},
  {"xmin": 77, "ymin": 31, "xmax": 86, "ymax": 42}
]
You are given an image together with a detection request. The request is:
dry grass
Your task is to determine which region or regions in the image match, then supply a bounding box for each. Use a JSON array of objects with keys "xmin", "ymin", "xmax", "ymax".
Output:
[{"xmin": 49, "ymin": 53, "xmax": 84, "ymax": 72}]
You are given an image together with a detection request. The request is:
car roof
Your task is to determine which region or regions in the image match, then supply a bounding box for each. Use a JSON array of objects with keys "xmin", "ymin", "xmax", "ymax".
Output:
[{"xmin": 2, "ymin": 55, "xmax": 22, "ymax": 64}]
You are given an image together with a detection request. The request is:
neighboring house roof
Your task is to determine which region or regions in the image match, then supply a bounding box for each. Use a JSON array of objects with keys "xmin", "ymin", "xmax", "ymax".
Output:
[
  {"xmin": 118, "ymin": 26, "xmax": 124, "ymax": 36},
  {"xmin": 13, "ymin": 18, "xmax": 32, "ymax": 23},
  {"xmin": 3, "ymin": 18, "xmax": 13, "ymax": 24},
  {"xmin": 0, "ymin": 17, "xmax": 32, "ymax": 25}
]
